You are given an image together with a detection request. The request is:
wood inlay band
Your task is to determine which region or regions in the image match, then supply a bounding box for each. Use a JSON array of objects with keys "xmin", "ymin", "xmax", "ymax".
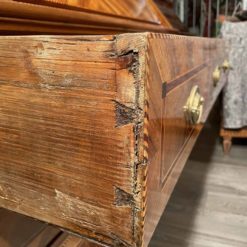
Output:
[{"xmin": 164, "ymin": 63, "xmax": 208, "ymax": 96}]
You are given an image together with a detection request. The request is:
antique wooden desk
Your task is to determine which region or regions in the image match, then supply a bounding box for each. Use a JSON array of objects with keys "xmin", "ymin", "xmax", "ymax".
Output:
[{"xmin": 0, "ymin": 1, "xmax": 228, "ymax": 247}]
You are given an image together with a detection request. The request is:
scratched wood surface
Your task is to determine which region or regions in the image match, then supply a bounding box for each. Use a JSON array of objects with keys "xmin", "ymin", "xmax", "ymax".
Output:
[{"xmin": 0, "ymin": 33, "xmax": 227, "ymax": 247}]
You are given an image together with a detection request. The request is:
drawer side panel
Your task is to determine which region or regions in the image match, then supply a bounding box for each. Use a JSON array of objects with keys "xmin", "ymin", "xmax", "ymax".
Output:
[{"xmin": 0, "ymin": 35, "xmax": 145, "ymax": 246}]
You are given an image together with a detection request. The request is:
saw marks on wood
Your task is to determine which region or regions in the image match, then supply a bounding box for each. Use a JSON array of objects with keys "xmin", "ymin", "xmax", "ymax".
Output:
[
  {"xmin": 150, "ymin": 124, "xmax": 247, "ymax": 247},
  {"xmin": 0, "ymin": 117, "xmax": 246, "ymax": 247}
]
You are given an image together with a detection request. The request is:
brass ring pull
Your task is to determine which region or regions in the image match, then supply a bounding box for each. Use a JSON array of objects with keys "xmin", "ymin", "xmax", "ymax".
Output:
[
  {"xmin": 213, "ymin": 66, "xmax": 221, "ymax": 87},
  {"xmin": 183, "ymin": 85, "xmax": 204, "ymax": 125}
]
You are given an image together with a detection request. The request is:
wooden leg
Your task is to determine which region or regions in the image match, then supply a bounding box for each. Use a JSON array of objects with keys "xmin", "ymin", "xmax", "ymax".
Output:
[{"xmin": 223, "ymin": 136, "xmax": 232, "ymax": 155}]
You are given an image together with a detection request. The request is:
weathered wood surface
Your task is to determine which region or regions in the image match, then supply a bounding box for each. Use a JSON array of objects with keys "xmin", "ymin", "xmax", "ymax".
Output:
[
  {"xmin": 0, "ymin": 33, "xmax": 227, "ymax": 247},
  {"xmin": 0, "ymin": 34, "xmax": 136, "ymax": 246},
  {"xmin": 2, "ymin": 121, "xmax": 246, "ymax": 247}
]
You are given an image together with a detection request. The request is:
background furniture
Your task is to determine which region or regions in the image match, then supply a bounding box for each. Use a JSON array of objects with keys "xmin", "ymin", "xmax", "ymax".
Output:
[
  {"xmin": 220, "ymin": 21, "xmax": 247, "ymax": 154},
  {"xmin": 220, "ymin": 127, "xmax": 247, "ymax": 154}
]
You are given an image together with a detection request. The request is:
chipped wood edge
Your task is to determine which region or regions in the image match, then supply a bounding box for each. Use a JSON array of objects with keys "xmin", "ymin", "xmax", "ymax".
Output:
[{"xmin": 115, "ymin": 33, "xmax": 148, "ymax": 247}]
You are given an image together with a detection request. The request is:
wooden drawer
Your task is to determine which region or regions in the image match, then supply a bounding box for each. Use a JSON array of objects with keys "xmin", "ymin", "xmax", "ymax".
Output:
[
  {"xmin": 0, "ymin": 33, "xmax": 227, "ymax": 247},
  {"xmin": 161, "ymin": 69, "xmax": 207, "ymax": 184},
  {"xmin": 146, "ymin": 35, "xmax": 226, "ymax": 186},
  {"xmin": 144, "ymin": 34, "xmax": 227, "ymax": 245}
]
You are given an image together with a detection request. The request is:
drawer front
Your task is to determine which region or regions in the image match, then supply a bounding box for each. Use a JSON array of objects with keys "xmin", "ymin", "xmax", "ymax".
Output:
[
  {"xmin": 148, "ymin": 35, "xmax": 221, "ymax": 186},
  {"xmin": 144, "ymin": 34, "xmax": 227, "ymax": 247},
  {"xmin": 161, "ymin": 69, "xmax": 208, "ymax": 184},
  {"xmin": 149, "ymin": 35, "xmax": 205, "ymax": 82}
]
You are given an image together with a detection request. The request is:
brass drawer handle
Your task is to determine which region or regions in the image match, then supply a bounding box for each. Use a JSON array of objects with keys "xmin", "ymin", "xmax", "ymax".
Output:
[
  {"xmin": 222, "ymin": 59, "xmax": 231, "ymax": 71},
  {"xmin": 213, "ymin": 66, "xmax": 221, "ymax": 86},
  {"xmin": 183, "ymin": 85, "xmax": 204, "ymax": 125},
  {"xmin": 213, "ymin": 60, "xmax": 231, "ymax": 86}
]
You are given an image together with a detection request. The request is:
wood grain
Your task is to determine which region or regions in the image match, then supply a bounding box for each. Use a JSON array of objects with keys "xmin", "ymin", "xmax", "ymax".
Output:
[
  {"xmin": 143, "ymin": 33, "xmax": 227, "ymax": 247},
  {"xmin": 0, "ymin": 0, "xmax": 184, "ymax": 34},
  {"xmin": 2, "ymin": 123, "xmax": 246, "ymax": 247},
  {"xmin": 14, "ymin": 0, "xmax": 161, "ymax": 24},
  {"xmin": 0, "ymin": 34, "xmax": 145, "ymax": 246},
  {"xmin": 0, "ymin": 33, "xmax": 227, "ymax": 247}
]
